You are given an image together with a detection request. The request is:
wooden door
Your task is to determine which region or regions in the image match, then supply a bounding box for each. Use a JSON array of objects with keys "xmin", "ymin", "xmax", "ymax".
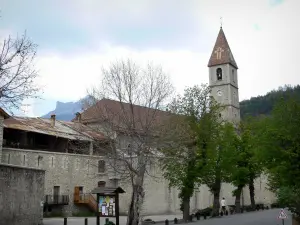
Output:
[{"xmin": 74, "ymin": 186, "xmax": 80, "ymax": 203}]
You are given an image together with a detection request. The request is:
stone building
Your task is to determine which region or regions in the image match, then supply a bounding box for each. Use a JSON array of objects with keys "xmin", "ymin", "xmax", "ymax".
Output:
[
  {"xmin": 76, "ymin": 26, "xmax": 276, "ymax": 215},
  {"xmin": 0, "ymin": 108, "xmax": 45, "ymax": 225},
  {"xmin": 0, "ymin": 27, "xmax": 276, "ymax": 218},
  {"xmin": 1, "ymin": 114, "xmax": 115, "ymax": 216}
]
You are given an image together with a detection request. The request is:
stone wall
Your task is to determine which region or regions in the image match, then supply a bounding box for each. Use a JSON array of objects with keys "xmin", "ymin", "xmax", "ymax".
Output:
[
  {"xmin": 1, "ymin": 148, "xmax": 276, "ymax": 217},
  {"xmin": 0, "ymin": 163, "xmax": 45, "ymax": 225},
  {"xmin": 2, "ymin": 148, "xmax": 114, "ymax": 216}
]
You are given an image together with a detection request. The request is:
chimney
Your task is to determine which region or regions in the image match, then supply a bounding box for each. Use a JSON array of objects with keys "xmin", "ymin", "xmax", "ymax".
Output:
[
  {"xmin": 50, "ymin": 114, "xmax": 56, "ymax": 127},
  {"xmin": 75, "ymin": 112, "xmax": 82, "ymax": 123}
]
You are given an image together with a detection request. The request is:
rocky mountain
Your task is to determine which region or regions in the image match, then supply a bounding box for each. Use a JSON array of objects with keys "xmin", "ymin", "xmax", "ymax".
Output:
[{"xmin": 41, "ymin": 100, "xmax": 83, "ymax": 121}]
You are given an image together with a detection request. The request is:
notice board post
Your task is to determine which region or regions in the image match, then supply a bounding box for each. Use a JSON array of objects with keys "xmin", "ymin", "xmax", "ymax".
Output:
[{"xmin": 92, "ymin": 187, "xmax": 125, "ymax": 225}]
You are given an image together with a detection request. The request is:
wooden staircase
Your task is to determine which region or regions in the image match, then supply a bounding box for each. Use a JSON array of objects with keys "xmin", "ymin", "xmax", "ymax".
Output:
[{"xmin": 74, "ymin": 187, "xmax": 97, "ymax": 212}]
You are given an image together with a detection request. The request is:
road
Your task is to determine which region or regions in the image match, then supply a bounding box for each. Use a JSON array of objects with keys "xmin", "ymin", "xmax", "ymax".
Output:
[{"xmin": 43, "ymin": 209, "xmax": 292, "ymax": 225}]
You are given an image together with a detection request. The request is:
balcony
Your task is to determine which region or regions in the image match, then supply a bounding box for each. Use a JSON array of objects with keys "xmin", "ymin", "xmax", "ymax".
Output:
[{"xmin": 45, "ymin": 195, "xmax": 69, "ymax": 205}]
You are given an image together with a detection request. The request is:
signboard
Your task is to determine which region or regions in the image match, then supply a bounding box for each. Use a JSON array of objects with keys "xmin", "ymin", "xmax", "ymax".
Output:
[
  {"xmin": 277, "ymin": 209, "xmax": 288, "ymax": 219},
  {"xmin": 98, "ymin": 195, "xmax": 116, "ymax": 217}
]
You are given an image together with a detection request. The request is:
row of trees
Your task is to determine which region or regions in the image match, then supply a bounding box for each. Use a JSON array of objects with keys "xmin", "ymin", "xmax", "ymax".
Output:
[
  {"xmin": 159, "ymin": 84, "xmax": 263, "ymax": 219},
  {"xmin": 159, "ymin": 83, "xmax": 300, "ymax": 221}
]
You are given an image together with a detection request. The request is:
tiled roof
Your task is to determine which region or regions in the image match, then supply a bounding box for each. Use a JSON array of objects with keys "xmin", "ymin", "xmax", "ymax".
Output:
[
  {"xmin": 78, "ymin": 98, "xmax": 171, "ymax": 132},
  {"xmin": 208, "ymin": 27, "xmax": 238, "ymax": 69},
  {"xmin": 4, "ymin": 116, "xmax": 107, "ymax": 141}
]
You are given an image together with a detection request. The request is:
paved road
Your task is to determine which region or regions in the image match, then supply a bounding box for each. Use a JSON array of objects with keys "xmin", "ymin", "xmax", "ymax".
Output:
[
  {"xmin": 194, "ymin": 209, "xmax": 292, "ymax": 225},
  {"xmin": 43, "ymin": 209, "xmax": 292, "ymax": 225}
]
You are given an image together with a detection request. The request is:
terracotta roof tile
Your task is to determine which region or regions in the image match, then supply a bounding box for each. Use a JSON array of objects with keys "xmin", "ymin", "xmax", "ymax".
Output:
[{"xmin": 208, "ymin": 27, "xmax": 238, "ymax": 69}]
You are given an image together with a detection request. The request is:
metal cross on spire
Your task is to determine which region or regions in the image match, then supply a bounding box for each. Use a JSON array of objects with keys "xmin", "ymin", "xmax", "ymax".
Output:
[{"xmin": 220, "ymin": 17, "xmax": 223, "ymax": 28}]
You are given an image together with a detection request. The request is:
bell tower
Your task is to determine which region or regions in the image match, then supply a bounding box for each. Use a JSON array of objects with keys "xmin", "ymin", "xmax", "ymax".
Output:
[{"xmin": 208, "ymin": 27, "xmax": 240, "ymax": 124}]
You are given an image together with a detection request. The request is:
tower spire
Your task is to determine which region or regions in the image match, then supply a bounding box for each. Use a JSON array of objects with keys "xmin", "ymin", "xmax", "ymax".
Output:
[{"xmin": 207, "ymin": 27, "xmax": 238, "ymax": 69}]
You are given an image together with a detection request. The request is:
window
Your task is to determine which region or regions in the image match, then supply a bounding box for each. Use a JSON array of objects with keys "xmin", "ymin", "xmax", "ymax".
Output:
[
  {"xmin": 23, "ymin": 155, "xmax": 26, "ymax": 166},
  {"xmin": 37, "ymin": 155, "xmax": 43, "ymax": 167},
  {"xmin": 232, "ymin": 69, "xmax": 235, "ymax": 83},
  {"xmin": 50, "ymin": 156, "xmax": 55, "ymax": 168},
  {"xmin": 8, "ymin": 154, "xmax": 10, "ymax": 164},
  {"xmin": 216, "ymin": 68, "xmax": 222, "ymax": 80},
  {"xmin": 98, "ymin": 160, "xmax": 106, "ymax": 173}
]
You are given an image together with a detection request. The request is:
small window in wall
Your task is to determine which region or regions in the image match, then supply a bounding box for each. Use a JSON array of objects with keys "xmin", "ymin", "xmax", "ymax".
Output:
[
  {"xmin": 98, "ymin": 160, "xmax": 106, "ymax": 173},
  {"xmin": 37, "ymin": 155, "xmax": 43, "ymax": 167},
  {"xmin": 50, "ymin": 156, "xmax": 55, "ymax": 168},
  {"xmin": 23, "ymin": 154, "xmax": 26, "ymax": 166},
  {"xmin": 232, "ymin": 69, "xmax": 235, "ymax": 83},
  {"xmin": 216, "ymin": 68, "xmax": 222, "ymax": 80},
  {"xmin": 8, "ymin": 154, "xmax": 10, "ymax": 164}
]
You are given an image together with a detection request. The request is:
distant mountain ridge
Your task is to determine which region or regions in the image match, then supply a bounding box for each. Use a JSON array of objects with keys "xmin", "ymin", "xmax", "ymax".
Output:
[
  {"xmin": 41, "ymin": 100, "xmax": 83, "ymax": 121},
  {"xmin": 42, "ymin": 85, "xmax": 300, "ymax": 121}
]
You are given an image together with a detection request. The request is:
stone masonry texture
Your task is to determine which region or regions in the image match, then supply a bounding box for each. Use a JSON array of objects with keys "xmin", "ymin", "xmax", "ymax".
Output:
[{"xmin": 0, "ymin": 163, "xmax": 45, "ymax": 225}]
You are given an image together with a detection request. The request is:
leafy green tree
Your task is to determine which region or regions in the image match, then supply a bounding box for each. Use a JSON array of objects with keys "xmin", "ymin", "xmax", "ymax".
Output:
[
  {"xmin": 198, "ymin": 121, "xmax": 237, "ymax": 216},
  {"xmin": 255, "ymin": 97, "xmax": 300, "ymax": 217},
  {"xmin": 160, "ymin": 84, "xmax": 222, "ymax": 220},
  {"xmin": 225, "ymin": 119, "xmax": 263, "ymax": 213}
]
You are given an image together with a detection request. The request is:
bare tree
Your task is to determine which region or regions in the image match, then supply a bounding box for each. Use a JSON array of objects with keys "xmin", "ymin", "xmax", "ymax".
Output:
[
  {"xmin": 0, "ymin": 31, "xmax": 40, "ymax": 112},
  {"xmin": 84, "ymin": 59, "xmax": 174, "ymax": 225}
]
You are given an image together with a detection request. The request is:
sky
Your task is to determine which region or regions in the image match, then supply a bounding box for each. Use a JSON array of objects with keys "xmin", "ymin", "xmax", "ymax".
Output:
[{"xmin": 1, "ymin": 0, "xmax": 300, "ymax": 117}]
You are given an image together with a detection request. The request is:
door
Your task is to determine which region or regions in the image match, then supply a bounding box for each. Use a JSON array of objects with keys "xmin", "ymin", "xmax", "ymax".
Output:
[
  {"xmin": 79, "ymin": 186, "xmax": 84, "ymax": 201},
  {"xmin": 53, "ymin": 186, "xmax": 60, "ymax": 204}
]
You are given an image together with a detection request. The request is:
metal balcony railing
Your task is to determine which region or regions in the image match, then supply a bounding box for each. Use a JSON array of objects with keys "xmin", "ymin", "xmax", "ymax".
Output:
[{"xmin": 45, "ymin": 195, "xmax": 69, "ymax": 205}]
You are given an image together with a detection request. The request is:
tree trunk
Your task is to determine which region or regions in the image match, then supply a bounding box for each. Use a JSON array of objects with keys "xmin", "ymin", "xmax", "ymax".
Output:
[
  {"xmin": 249, "ymin": 177, "xmax": 255, "ymax": 210},
  {"xmin": 212, "ymin": 190, "xmax": 220, "ymax": 217},
  {"xmin": 211, "ymin": 169, "xmax": 221, "ymax": 217},
  {"xmin": 127, "ymin": 179, "xmax": 144, "ymax": 225},
  {"xmin": 234, "ymin": 185, "xmax": 243, "ymax": 213},
  {"xmin": 182, "ymin": 196, "xmax": 190, "ymax": 222}
]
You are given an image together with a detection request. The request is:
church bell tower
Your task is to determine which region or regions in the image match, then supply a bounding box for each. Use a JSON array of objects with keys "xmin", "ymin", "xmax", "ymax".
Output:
[{"xmin": 208, "ymin": 27, "xmax": 240, "ymax": 124}]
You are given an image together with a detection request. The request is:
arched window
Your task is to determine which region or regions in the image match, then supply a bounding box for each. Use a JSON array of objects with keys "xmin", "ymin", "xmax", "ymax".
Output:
[{"xmin": 216, "ymin": 68, "xmax": 222, "ymax": 80}]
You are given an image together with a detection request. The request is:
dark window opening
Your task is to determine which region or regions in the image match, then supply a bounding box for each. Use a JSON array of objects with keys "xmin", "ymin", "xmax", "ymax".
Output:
[
  {"xmin": 217, "ymin": 68, "xmax": 222, "ymax": 80},
  {"xmin": 232, "ymin": 69, "xmax": 235, "ymax": 82},
  {"xmin": 98, "ymin": 181, "xmax": 106, "ymax": 187},
  {"xmin": 98, "ymin": 160, "xmax": 106, "ymax": 173},
  {"xmin": 219, "ymin": 113, "xmax": 222, "ymax": 118}
]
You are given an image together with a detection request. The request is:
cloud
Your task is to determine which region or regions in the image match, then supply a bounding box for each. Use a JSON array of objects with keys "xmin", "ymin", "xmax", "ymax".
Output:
[{"xmin": 2, "ymin": 0, "xmax": 300, "ymax": 117}]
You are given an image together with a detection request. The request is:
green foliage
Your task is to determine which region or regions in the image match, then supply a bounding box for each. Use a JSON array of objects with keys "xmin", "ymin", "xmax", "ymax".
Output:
[
  {"xmin": 226, "ymin": 119, "xmax": 264, "ymax": 195},
  {"xmin": 255, "ymin": 96, "xmax": 300, "ymax": 216},
  {"xmin": 240, "ymin": 84, "xmax": 300, "ymax": 119},
  {"xmin": 277, "ymin": 187, "xmax": 300, "ymax": 217},
  {"xmin": 161, "ymin": 84, "xmax": 239, "ymax": 218},
  {"xmin": 161, "ymin": 86, "xmax": 215, "ymax": 199}
]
